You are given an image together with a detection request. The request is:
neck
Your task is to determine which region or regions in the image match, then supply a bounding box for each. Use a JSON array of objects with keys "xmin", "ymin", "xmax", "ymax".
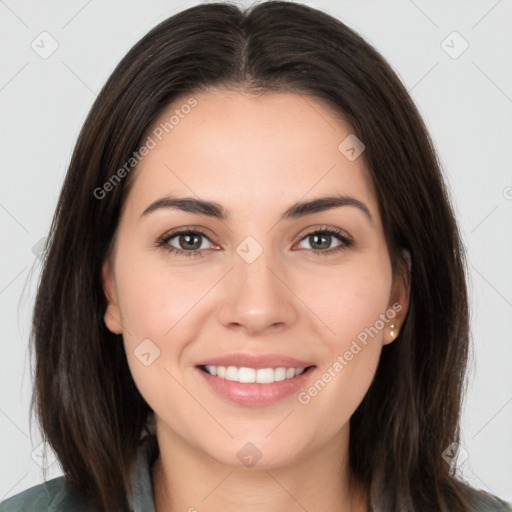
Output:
[{"xmin": 152, "ymin": 419, "xmax": 368, "ymax": 512}]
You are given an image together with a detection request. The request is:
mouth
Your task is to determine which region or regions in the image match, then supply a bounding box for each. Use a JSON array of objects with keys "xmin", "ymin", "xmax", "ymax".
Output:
[
  {"xmin": 194, "ymin": 359, "xmax": 317, "ymax": 407},
  {"xmin": 197, "ymin": 364, "xmax": 315, "ymax": 384}
]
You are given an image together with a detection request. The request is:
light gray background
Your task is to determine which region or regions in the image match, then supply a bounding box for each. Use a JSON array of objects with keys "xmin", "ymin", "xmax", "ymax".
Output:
[{"xmin": 1, "ymin": 0, "xmax": 511, "ymax": 503}]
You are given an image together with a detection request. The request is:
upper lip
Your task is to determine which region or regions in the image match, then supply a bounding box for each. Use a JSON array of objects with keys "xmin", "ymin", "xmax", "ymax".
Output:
[{"xmin": 195, "ymin": 353, "xmax": 316, "ymax": 369}]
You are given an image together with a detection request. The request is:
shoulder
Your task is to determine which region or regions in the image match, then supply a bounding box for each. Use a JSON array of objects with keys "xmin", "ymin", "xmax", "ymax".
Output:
[
  {"xmin": 0, "ymin": 432, "xmax": 158, "ymax": 512},
  {"xmin": 466, "ymin": 486, "xmax": 512, "ymax": 511},
  {"xmin": 0, "ymin": 476, "xmax": 87, "ymax": 512}
]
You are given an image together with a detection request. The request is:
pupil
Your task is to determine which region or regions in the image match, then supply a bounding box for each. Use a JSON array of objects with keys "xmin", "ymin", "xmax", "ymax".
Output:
[
  {"xmin": 311, "ymin": 233, "xmax": 330, "ymax": 250},
  {"xmin": 180, "ymin": 234, "xmax": 201, "ymax": 250}
]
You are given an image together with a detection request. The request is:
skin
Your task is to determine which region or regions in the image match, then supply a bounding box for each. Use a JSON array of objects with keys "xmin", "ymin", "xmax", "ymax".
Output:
[{"xmin": 102, "ymin": 89, "xmax": 409, "ymax": 511}]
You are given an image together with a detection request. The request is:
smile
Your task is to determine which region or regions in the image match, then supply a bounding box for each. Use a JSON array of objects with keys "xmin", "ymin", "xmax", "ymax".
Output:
[
  {"xmin": 196, "ymin": 364, "xmax": 316, "ymax": 407},
  {"xmin": 199, "ymin": 365, "xmax": 308, "ymax": 384}
]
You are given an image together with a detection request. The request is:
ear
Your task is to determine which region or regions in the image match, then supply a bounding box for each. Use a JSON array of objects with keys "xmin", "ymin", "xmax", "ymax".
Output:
[
  {"xmin": 102, "ymin": 260, "xmax": 123, "ymax": 334},
  {"xmin": 383, "ymin": 249, "xmax": 411, "ymax": 345}
]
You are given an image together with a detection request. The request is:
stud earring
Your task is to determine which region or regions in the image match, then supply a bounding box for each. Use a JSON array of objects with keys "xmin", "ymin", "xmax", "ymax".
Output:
[{"xmin": 389, "ymin": 323, "xmax": 396, "ymax": 338}]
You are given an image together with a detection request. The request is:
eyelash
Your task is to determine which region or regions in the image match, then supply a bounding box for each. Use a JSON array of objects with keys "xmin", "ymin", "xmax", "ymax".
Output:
[{"xmin": 156, "ymin": 226, "xmax": 353, "ymax": 258}]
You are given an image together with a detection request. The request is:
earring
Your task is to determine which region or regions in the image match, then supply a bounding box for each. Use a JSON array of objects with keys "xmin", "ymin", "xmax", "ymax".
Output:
[{"xmin": 389, "ymin": 323, "xmax": 396, "ymax": 338}]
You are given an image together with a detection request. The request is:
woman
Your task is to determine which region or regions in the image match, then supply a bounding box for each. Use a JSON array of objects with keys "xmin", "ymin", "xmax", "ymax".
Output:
[{"xmin": 1, "ymin": 1, "xmax": 510, "ymax": 511}]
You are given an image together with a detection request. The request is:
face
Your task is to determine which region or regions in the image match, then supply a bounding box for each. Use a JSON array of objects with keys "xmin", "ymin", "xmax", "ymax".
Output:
[{"xmin": 102, "ymin": 89, "xmax": 409, "ymax": 469}]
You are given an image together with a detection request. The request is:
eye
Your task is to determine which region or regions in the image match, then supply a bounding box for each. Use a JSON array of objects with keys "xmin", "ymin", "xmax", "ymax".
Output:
[
  {"xmin": 295, "ymin": 227, "xmax": 352, "ymax": 255},
  {"xmin": 157, "ymin": 228, "xmax": 217, "ymax": 257}
]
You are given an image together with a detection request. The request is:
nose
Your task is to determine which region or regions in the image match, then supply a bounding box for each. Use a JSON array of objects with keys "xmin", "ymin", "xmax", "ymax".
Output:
[{"xmin": 216, "ymin": 248, "xmax": 299, "ymax": 335}]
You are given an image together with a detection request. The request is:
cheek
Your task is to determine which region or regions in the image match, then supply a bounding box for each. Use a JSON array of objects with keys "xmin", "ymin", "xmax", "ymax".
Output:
[
  {"xmin": 115, "ymin": 267, "xmax": 198, "ymax": 420},
  {"xmin": 296, "ymin": 259, "xmax": 392, "ymax": 422},
  {"xmin": 114, "ymin": 250, "xmax": 212, "ymax": 342},
  {"xmin": 112, "ymin": 248, "xmax": 221, "ymax": 408},
  {"xmin": 305, "ymin": 256, "xmax": 393, "ymax": 344}
]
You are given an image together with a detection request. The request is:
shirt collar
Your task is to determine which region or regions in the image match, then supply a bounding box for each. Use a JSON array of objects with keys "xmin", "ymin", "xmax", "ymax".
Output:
[{"xmin": 129, "ymin": 433, "xmax": 159, "ymax": 512}]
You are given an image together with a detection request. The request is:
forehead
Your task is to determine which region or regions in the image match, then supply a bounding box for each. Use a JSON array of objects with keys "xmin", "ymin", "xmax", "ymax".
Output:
[{"xmin": 124, "ymin": 89, "xmax": 377, "ymax": 218}]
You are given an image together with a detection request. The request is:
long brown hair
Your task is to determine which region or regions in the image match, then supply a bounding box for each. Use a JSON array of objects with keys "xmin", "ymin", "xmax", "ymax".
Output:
[{"xmin": 31, "ymin": 1, "xmax": 486, "ymax": 510}]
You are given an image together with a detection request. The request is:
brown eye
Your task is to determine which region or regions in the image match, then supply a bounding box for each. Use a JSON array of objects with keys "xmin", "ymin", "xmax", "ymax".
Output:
[
  {"xmin": 306, "ymin": 233, "xmax": 337, "ymax": 250},
  {"xmin": 172, "ymin": 233, "xmax": 204, "ymax": 251},
  {"xmin": 296, "ymin": 228, "xmax": 352, "ymax": 255},
  {"xmin": 157, "ymin": 228, "xmax": 216, "ymax": 257}
]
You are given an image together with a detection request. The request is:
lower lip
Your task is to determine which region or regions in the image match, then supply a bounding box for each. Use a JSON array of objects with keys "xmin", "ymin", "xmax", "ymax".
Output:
[{"xmin": 196, "ymin": 366, "xmax": 316, "ymax": 407}]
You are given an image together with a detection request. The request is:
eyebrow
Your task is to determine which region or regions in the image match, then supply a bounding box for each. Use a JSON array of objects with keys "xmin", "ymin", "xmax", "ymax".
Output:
[{"xmin": 140, "ymin": 194, "xmax": 372, "ymax": 222}]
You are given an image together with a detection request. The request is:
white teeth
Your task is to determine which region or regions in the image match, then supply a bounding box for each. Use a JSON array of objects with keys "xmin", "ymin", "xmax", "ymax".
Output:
[
  {"xmin": 238, "ymin": 367, "xmax": 256, "ymax": 383},
  {"xmin": 256, "ymin": 368, "xmax": 274, "ymax": 384},
  {"xmin": 202, "ymin": 365, "xmax": 308, "ymax": 383},
  {"xmin": 274, "ymin": 367, "xmax": 286, "ymax": 381},
  {"xmin": 225, "ymin": 366, "xmax": 238, "ymax": 381},
  {"xmin": 205, "ymin": 365, "xmax": 217, "ymax": 376}
]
